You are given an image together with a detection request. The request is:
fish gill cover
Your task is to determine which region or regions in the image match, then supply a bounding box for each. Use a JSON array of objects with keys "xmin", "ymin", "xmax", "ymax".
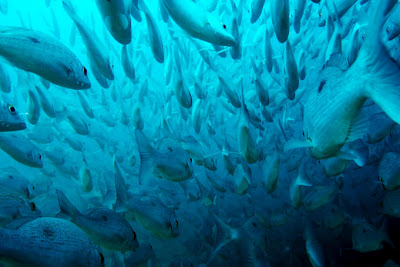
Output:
[{"xmin": 0, "ymin": 0, "xmax": 399, "ymax": 266}]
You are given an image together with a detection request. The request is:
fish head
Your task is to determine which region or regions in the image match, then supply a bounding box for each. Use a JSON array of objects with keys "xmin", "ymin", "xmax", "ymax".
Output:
[
  {"xmin": 30, "ymin": 148, "xmax": 44, "ymax": 168},
  {"xmin": 317, "ymin": 5, "xmax": 326, "ymax": 27},
  {"xmin": 106, "ymin": 59, "xmax": 115, "ymax": 80},
  {"xmin": 386, "ymin": 23, "xmax": 398, "ymax": 41},
  {"xmin": 206, "ymin": 15, "xmax": 236, "ymax": 46},
  {"xmin": 169, "ymin": 215, "xmax": 180, "ymax": 237},
  {"xmin": 125, "ymin": 228, "xmax": 140, "ymax": 250},
  {"xmin": 0, "ymin": 102, "xmax": 26, "ymax": 132},
  {"xmin": 67, "ymin": 59, "xmax": 91, "ymax": 89}
]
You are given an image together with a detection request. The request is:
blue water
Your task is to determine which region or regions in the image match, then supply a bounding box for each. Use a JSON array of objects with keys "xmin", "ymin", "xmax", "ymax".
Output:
[{"xmin": 0, "ymin": 0, "xmax": 399, "ymax": 266}]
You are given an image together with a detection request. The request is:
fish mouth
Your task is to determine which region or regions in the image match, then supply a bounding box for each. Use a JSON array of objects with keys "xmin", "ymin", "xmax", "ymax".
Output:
[
  {"xmin": 16, "ymin": 122, "xmax": 27, "ymax": 130},
  {"xmin": 219, "ymin": 35, "xmax": 237, "ymax": 47},
  {"xmin": 2, "ymin": 122, "xmax": 27, "ymax": 132},
  {"xmin": 79, "ymin": 80, "xmax": 91, "ymax": 90}
]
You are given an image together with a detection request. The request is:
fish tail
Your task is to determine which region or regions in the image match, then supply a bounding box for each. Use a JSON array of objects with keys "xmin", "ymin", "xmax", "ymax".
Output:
[
  {"xmin": 62, "ymin": 0, "xmax": 78, "ymax": 22},
  {"xmin": 358, "ymin": 0, "xmax": 400, "ymax": 125},
  {"xmin": 114, "ymin": 158, "xmax": 128, "ymax": 212},
  {"xmin": 208, "ymin": 213, "xmax": 240, "ymax": 264},
  {"xmin": 56, "ymin": 189, "xmax": 79, "ymax": 219},
  {"xmin": 135, "ymin": 129, "xmax": 155, "ymax": 185}
]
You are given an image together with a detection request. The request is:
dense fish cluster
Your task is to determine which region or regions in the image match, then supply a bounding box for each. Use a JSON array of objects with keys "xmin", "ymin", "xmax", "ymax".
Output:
[{"xmin": 0, "ymin": 0, "xmax": 400, "ymax": 266}]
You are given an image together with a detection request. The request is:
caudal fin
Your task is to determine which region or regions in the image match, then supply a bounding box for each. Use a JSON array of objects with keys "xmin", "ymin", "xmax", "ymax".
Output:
[
  {"xmin": 62, "ymin": 0, "xmax": 79, "ymax": 22},
  {"xmin": 56, "ymin": 189, "xmax": 79, "ymax": 219},
  {"xmin": 114, "ymin": 157, "xmax": 128, "ymax": 212},
  {"xmin": 358, "ymin": 0, "xmax": 400, "ymax": 125},
  {"xmin": 135, "ymin": 129, "xmax": 155, "ymax": 185}
]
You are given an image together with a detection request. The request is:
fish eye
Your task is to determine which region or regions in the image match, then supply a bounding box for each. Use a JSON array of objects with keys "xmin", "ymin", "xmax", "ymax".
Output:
[
  {"xmin": 189, "ymin": 157, "xmax": 192, "ymax": 163},
  {"xmin": 99, "ymin": 252, "xmax": 104, "ymax": 264},
  {"xmin": 38, "ymin": 154, "xmax": 42, "ymax": 160},
  {"xmin": 223, "ymin": 24, "xmax": 227, "ymax": 29},
  {"xmin": 8, "ymin": 104, "xmax": 16, "ymax": 114},
  {"xmin": 83, "ymin": 66, "xmax": 88, "ymax": 77},
  {"xmin": 175, "ymin": 220, "xmax": 179, "ymax": 228},
  {"xmin": 30, "ymin": 202, "xmax": 36, "ymax": 211},
  {"xmin": 302, "ymin": 131, "xmax": 305, "ymax": 136}
]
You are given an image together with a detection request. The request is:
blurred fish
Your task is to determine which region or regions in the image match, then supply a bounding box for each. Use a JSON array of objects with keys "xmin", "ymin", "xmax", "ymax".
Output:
[
  {"xmin": 35, "ymin": 85, "xmax": 56, "ymax": 118},
  {"xmin": 304, "ymin": 224, "xmax": 325, "ymax": 267},
  {"xmin": 250, "ymin": 0, "xmax": 265, "ymax": 24},
  {"xmin": 138, "ymin": 0, "xmax": 164, "ymax": 63},
  {"xmin": 115, "ymin": 188, "xmax": 179, "ymax": 239},
  {"xmin": 382, "ymin": 190, "xmax": 400, "ymax": 217},
  {"xmin": 57, "ymin": 190, "xmax": 139, "ymax": 252},
  {"xmin": 352, "ymin": 219, "xmax": 392, "ymax": 253},
  {"xmin": 379, "ymin": 152, "xmax": 400, "ymax": 191},
  {"xmin": 135, "ymin": 129, "xmax": 193, "ymax": 183},
  {"xmin": 67, "ymin": 112, "xmax": 90, "ymax": 135},
  {"xmin": 124, "ymin": 243, "xmax": 155, "ymax": 267},
  {"xmin": 0, "ymin": 167, "xmax": 36, "ymax": 199},
  {"xmin": 95, "ymin": 0, "xmax": 132, "ymax": 44},
  {"xmin": 262, "ymin": 152, "xmax": 280, "ymax": 194},
  {"xmin": 303, "ymin": 183, "xmax": 339, "ymax": 211},
  {"xmin": 270, "ymin": 0, "xmax": 289, "ymax": 43},
  {"xmin": 0, "ymin": 0, "xmax": 7, "ymax": 15},
  {"xmin": 63, "ymin": 0, "xmax": 114, "ymax": 81},
  {"xmin": 0, "ymin": 64, "xmax": 10, "ymax": 93},
  {"xmin": 0, "ymin": 27, "xmax": 90, "ymax": 89},
  {"xmin": 385, "ymin": 3, "xmax": 400, "ymax": 41},
  {"xmin": 0, "ymin": 186, "xmax": 39, "ymax": 226},
  {"xmin": 294, "ymin": 0, "xmax": 306, "ymax": 33},
  {"xmin": 0, "ymin": 132, "xmax": 43, "ymax": 168},
  {"xmin": 290, "ymin": 162, "xmax": 312, "ymax": 209},
  {"xmin": 121, "ymin": 45, "xmax": 136, "ymax": 81},
  {"xmin": 162, "ymin": 0, "xmax": 236, "ymax": 46},
  {"xmin": 27, "ymin": 89, "xmax": 40, "ymax": 125}
]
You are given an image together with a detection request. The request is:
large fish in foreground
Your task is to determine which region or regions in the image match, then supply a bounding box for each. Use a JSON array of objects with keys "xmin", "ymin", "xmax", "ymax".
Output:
[
  {"xmin": 162, "ymin": 0, "xmax": 236, "ymax": 46},
  {"xmin": 0, "ymin": 27, "xmax": 90, "ymax": 89},
  {"xmin": 286, "ymin": 0, "xmax": 400, "ymax": 161},
  {"xmin": 0, "ymin": 217, "xmax": 104, "ymax": 266}
]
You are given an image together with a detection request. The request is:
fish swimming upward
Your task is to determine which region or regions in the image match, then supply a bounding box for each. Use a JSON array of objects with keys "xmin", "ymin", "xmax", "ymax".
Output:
[{"xmin": 286, "ymin": 0, "xmax": 400, "ymax": 162}]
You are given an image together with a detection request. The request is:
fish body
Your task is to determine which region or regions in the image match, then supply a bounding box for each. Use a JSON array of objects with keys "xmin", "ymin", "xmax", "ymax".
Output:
[
  {"xmin": 0, "ymin": 217, "xmax": 103, "ymax": 266},
  {"xmin": 0, "ymin": 133, "xmax": 43, "ymax": 168},
  {"xmin": 0, "ymin": 27, "xmax": 90, "ymax": 89},
  {"xmin": 303, "ymin": 0, "xmax": 400, "ymax": 160},
  {"xmin": 57, "ymin": 190, "xmax": 139, "ymax": 252},
  {"xmin": 95, "ymin": 0, "xmax": 132, "ymax": 44},
  {"xmin": 63, "ymin": 0, "xmax": 114, "ymax": 80},
  {"xmin": 162, "ymin": 0, "xmax": 236, "ymax": 46}
]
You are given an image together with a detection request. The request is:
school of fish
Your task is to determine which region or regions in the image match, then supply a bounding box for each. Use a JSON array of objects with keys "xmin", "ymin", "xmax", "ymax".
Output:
[{"xmin": 0, "ymin": 0, "xmax": 399, "ymax": 266}]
